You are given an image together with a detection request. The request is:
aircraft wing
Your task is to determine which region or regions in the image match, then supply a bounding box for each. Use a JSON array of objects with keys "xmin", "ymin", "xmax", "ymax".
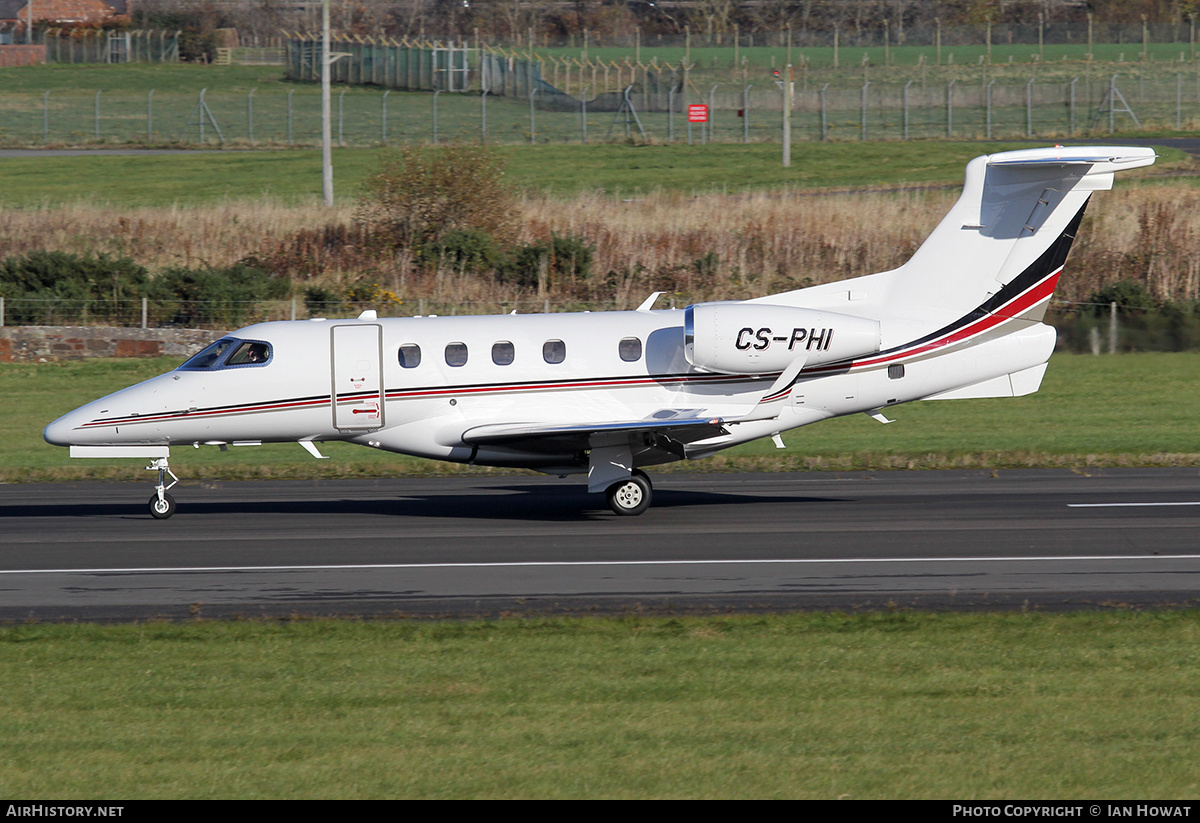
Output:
[{"xmin": 461, "ymin": 412, "xmax": 728, "ymax": 457}]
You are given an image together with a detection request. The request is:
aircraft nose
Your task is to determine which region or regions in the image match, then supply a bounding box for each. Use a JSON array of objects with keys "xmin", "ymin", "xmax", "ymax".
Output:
[{"xmin": 44, "ymin": 409, "xmax": 86, "ymax": 447}]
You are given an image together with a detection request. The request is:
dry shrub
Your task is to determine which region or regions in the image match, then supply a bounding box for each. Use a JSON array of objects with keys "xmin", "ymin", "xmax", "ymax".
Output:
[
  {"xmin": 353, "ymin": 144, "xmax": 520, "ymax": 251},
  {"xmin": 3, "ymin": 184, "xmax": 1198, "ymax": 311}
]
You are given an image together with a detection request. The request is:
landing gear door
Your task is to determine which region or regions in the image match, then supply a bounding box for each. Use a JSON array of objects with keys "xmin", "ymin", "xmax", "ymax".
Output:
[{"xmin": 331, "ymin": 324, "xmax": 384, "ymax": 431}]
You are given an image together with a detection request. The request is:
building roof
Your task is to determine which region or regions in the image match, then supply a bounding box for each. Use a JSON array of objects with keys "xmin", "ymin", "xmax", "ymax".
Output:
[{"xmin": 0, "ymin": 2, "xmax": 130, "ymax": 23}]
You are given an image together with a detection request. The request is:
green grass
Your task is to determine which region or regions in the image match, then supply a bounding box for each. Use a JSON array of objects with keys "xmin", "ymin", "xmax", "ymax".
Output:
[
  {"xmin": 0, "ymin": 141, "xmax": 1187, "ymax": 206},
  {"xmin": 719, "ymin": 351, "xmax": 1200, "ymax": 470},
  {"xmin": 0, "ymin": 63, "xmax": 296, "ymax": 94},
  {"xmin": 2, "ymin": 612, "xmax": 1199, "ymax": 798},
  {"xmin": 6, "ymin": 352, "xmax": 1198, "ymax": 483}
]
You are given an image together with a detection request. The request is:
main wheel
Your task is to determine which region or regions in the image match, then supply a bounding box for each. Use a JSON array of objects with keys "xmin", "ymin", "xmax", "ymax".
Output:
[
  {"xmin": 606, "ymin": 472, "xmax": 652, "ymax": 516},
  {"xmin": 149, "ymin": 492, "xmax": 176, "ymax": 520}
]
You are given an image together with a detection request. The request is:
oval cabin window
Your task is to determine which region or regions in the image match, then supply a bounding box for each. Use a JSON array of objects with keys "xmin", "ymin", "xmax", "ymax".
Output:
[{"xmin": 445, "ymin": 343, "xmax": 468, "ymax": 367}]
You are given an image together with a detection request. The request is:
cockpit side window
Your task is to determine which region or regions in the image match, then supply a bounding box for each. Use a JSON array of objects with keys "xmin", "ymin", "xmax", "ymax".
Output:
[
  {"xmin": 226, "ymin": 341, "xmax": 272, "ymax": 367},
  {"xmin": 179, "ymin": 338, "xmax": 271, "ymax": 371},
  {"xmin": 179, "ymin": 339, "xmax": 235, "ymax": 370}
]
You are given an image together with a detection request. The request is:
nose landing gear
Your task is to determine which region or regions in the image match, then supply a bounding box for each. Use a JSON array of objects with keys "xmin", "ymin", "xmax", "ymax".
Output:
[{"xmin": 147, "ymin": 457, "xmax": 178, "ymax": 519}]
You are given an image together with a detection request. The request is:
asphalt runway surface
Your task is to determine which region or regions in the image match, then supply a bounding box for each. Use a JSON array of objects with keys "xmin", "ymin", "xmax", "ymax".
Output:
[{"xmin": 2, "ymin": 468, "xmax": 1199, "ymax": 621}]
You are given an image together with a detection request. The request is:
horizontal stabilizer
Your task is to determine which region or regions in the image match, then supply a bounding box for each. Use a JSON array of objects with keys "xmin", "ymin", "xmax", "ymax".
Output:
[
  {"xmin": 986, "ymin": 147, "xmax": 1157, "ymax": 171},
  {"xmin": 925, "ymin": 363, "xmax": 1049, "ymax": 401}
]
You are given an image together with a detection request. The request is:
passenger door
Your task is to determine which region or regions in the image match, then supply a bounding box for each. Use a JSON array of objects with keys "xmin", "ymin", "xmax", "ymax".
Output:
[{"xmin": 331, "ymin": 324, "xmax": 384, "ymax": 431}]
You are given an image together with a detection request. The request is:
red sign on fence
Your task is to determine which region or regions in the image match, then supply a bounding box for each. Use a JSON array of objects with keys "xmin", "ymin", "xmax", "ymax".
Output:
[{"xmin": 687, "ymin": 104, "xmax": 709, "ymax": 123}]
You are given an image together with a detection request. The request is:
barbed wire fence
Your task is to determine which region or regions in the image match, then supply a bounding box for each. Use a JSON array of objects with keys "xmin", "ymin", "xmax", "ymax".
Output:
[{"xmin": 4, "ymin": 71, "xmax": 1198, "ymax": 148}]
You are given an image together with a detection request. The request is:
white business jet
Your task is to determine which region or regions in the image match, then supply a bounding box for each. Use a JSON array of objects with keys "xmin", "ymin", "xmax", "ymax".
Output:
[{"xmin": 45, "ymin": 146, "xmax": 1155, "ymax": 518}]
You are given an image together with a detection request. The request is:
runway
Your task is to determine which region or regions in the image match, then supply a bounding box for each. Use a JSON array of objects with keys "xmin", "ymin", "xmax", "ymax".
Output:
[{"xmin": 2, "ymin": 468, "xmax": 1199, "ymax": 620}]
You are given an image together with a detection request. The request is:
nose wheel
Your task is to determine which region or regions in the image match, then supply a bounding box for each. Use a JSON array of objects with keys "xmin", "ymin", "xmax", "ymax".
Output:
[
  {"xmin": 147, "ymin": 457, "xmax": 179, "ymax": 519},
  {"xmin": 149, "ymin": 492, "xmax": 176, "ymax": 519},
  {"xmin": 605, "ymin": 470, "xmax": 652, "ymax": 516}
]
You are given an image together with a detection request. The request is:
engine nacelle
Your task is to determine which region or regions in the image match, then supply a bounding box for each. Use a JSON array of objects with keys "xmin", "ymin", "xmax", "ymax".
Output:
[{"xmin": 684, "ymin": 302, "xmax": 881, "ymax": 374}]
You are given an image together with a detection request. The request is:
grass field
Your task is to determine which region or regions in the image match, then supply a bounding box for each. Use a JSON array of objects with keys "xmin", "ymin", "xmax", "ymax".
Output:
[
  {"xmin": 6, "ymin": 352, "xmax": 1198, "ymax": 483},
  {"xmin": 0, "ymin": 141, "xmax": 1188, "ymax": 207},
  {"xmin": 3, "ymin": 612, "xmax": 1199, "ymax": 798}
]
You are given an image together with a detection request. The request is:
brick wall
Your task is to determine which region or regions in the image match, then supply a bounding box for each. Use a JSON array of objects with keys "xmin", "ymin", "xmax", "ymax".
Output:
[
  {"xmin": 0, "ymin": 45, "xmax": 46, "ymax": 67},
  {"xmin": 0, "ymin": 326, "xmax": 219, "ymax": 363},
  {"xmin": 21, "ymin": 1, "xmax": 122, "ymax": 25}
]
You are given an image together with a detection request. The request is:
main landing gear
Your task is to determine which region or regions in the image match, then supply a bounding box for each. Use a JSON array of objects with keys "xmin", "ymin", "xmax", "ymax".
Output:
[
  {"xmin": 147, "ymin": 457, "xmax": 178, "ymax": 519},
  {"xmin": 605, "ymin": 469, "xmax": 652, "ymax": 516}
]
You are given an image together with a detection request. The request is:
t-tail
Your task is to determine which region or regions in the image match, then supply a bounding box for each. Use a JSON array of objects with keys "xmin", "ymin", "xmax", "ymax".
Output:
[
  {"xmin": 732, "ymin": 146, "xmax": 1156, "ymax": 421},
  {"xmin": 885, "ymin": 145, "xmax": 1156, "ymax": 328}
]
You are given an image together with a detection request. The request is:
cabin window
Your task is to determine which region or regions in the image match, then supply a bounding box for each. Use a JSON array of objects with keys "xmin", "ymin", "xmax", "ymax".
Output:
[
  {"xmin": 398, "ymin": 344, "xmax": 422, "ymax": 369},
  {"xmin": 888, "ymin": 364, "xmax": 905, "ymax": 380},
  {"xmin": 492, "ymin": 341, "xmax": 515, "ymax": 366},
  {"xmin": 543, "ymin": 339, "xmax": 566, "ymax": 364},
  {"xmin": 619, "ymin": 337, "xmax": 642, "ymax": 362},
  {"xmin": 445, "ymin": 342, "xmax": 468, "ymax": 367}
]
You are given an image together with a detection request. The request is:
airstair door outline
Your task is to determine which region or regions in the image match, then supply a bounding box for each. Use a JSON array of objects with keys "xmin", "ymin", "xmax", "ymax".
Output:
[{"xmin": 331, "ymin": 324, "xmax": 384, "ymax": 430}]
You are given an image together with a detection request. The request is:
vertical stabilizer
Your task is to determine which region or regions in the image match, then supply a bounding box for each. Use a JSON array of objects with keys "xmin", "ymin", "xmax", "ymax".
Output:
[{"xmin": 886, "ymin": 146, "xmax": 1155, "ymax": 327}]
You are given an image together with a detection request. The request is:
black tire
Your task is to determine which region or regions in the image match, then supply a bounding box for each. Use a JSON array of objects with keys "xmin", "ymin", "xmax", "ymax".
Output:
[
  {"xmin": 606, "ymin": 473, "xmax": 652, "ymax": 516},
  {"xmin": 149, "ymin": 492, "xmax": 176, "ymax": 520}
]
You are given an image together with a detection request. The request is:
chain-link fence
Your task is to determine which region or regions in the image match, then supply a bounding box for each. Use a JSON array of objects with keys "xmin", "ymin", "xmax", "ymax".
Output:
[
  {"xmin": 3, "ymin": 71, "xmax": 1197, "ymax": 147},
  {"xmin": 34, "ymin": 29, "xmax": 180, "ymax": 63}
]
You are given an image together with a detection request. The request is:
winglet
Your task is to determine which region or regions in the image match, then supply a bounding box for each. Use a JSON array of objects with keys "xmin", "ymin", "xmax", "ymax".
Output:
[{"xmin": 636, "ymin": 292, "xmax": 666, "ymax": 312}]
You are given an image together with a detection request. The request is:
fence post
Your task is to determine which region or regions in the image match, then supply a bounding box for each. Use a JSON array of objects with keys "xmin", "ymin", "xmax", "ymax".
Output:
[
  {"xmin": 382, "ymin": 89, "xmax": 390, "ymax": 143},
  {"xmin": 480, "ymin": 88, "xmax": 488, "ymax": 144},
  {"xmin": 147, "ymin": 89, "xmax": 155, "ymax": 139},
  {"xmin": 708, "ymin": 84, "xmax": 718, "ymax": 142},
  {"xmin": 433, "ymin": 88, "xmax": 441, "ymax": 143},
  {"xmin": 946, "ymin": 79, "xmax": 955, "ymax": 137},
  {"xmin": 668, "ymin": 86, "xmax": 675, "ymax": 142},
  {"xmin": 287, "ymin": 88, "xmax": 294, "ymax": 144},
  {"xmin": 903, "ymin": 79, "xmax": 912, "ymax": 139},
  {"xmin": 1069, "ymin": 76, "xmax": 1078, "ymax": 135},
  {"xmin": 820, "ymin": 83, "xmax": 829, "ymax": 141},
  {"xmin": 861, "ymin": 80, "xmax": 869, "ymax": 140},
  {"xmin": 743, "ymin": 83, "xmax": 751, "ymax": 142},
  {"xmin": 1026, "ymin": 77, "xmax": 1035, "ymax": 137},
  {"xmin": 94, "ymin": 90, "xmax": 102, "ymax": 140},
  {"xmin": 43, "ymin": 90, "xmax": 50, "ymax": 144},
  {"xmin": 986, "ymin": 79, "xmax": 995, "ymax": 138},
  {"xmin": 338, "ymin": 87, "xmax": 346, "ymax": 147},
  {"xmin": 1178, "ymin": 73, "xmax": 1184, "ymax": 129},
  {"xmin": 1109, "ymin": 302, "xmax": 1118, "ymax": 354},
  {"xmin": 528, "ymin": 87, "xmax": 537, "ymax": 143},
  {"xmin": 582, "ymin": 86, "xmax": 589, "ymax": 143},
  {"xmin": 247, "ymin": 88, "xmax": 255, "ymax": 143},
  {"xmin": 142, "ymin": 297, "xmax": 148, "ymax": 329}
]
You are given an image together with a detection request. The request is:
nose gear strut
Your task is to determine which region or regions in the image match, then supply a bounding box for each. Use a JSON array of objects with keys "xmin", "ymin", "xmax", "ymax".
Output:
[{"xmin": 147, "ymin": 457, "xmax": 178, "ymax": 519}]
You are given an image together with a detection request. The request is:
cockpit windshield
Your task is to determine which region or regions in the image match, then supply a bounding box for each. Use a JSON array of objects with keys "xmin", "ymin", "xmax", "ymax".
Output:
[{"xmin": 179, "ymin": 337, "xmax": 272, "ymax": 371}]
